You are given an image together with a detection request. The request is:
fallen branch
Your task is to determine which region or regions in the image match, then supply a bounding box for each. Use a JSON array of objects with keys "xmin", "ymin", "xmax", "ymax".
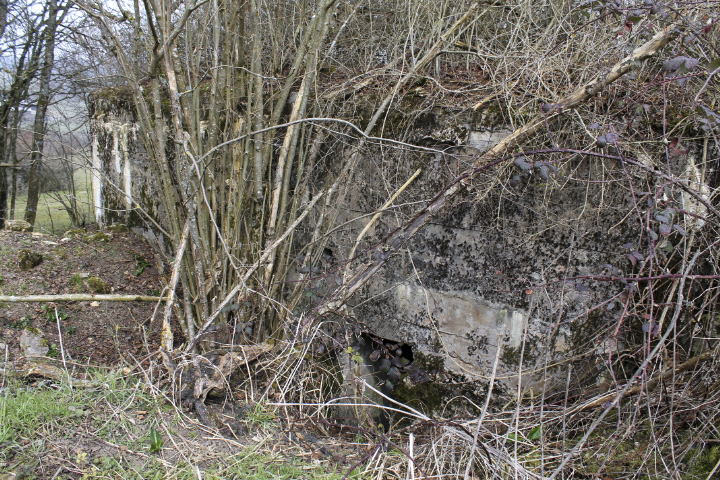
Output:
[
  {"xmin": 3, "ymin": 357, "xmax": 96, "ymax": 387},
  {"xmin": 0, "ymin": 294, "xmax": 168, "ymax": 302}
]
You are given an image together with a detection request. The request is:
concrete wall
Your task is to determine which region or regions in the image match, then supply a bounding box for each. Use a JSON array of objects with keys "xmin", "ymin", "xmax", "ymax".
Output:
[
  {"xmin": 89, "ymin": 89, "xmax": 170, "ymax": 250},
  {"xmin": 89, "ymin": 96, "xmax": 711, "ymax": 407},
  {"xmin": 312, "ymin": 116, "xmax": 634, "ymax": 394}
]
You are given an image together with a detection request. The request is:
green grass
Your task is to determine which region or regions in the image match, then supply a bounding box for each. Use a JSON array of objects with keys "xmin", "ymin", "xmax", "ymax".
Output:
[
  {"xmin": 71, "ymin": 272, "xmax": 84, "ymax": 288},
  {"xmin": 11, "ymin": 167, "xmax": 93, "ymax": 234},
  {"xmin": 246, "ymin": 402, "xmax": 277, "ymax": 427},
  {"xmin": 0, "ymin": 371, "xmax": 363, "ymax": 479},
  {"xmin": 80, "ymin": 449, "xmax": 363, "ymax": 480},
  {"xmin": 0, "ymin": 382, "xmax": 82, "ymax": 445}
]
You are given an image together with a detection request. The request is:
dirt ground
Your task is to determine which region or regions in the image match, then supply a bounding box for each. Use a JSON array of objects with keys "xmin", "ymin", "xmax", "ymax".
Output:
[
  {"xmin": 0, "ymin": 225, "xmax": 374, "ymax": 480},
  {"xmin": 0, "ymin": 225, "xmax": 175, "ymax": 366}
]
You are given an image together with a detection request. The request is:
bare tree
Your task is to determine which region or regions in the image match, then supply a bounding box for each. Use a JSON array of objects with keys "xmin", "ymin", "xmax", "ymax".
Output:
[
  {"xmin": 76, "ymin": 0, "xmax": 500, "ymax": 352},
  {"xmin": 0, "ymin": 0, "xmax": 7, "ymax": 40},
  {"xmin": 23, "ymin": 0, "xmax": 67, "ymax": 228},
  {"xmin": 0, "ymin": 1, "xmax": 46, "ymax": 228}
]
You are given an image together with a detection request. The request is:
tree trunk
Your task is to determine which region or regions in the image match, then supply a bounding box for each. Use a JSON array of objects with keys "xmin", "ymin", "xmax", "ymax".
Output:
[
  {"xmin": 8, "ymin": 105, "xmax": 21, "ymax": 219},
  {"xmin": 0, "ymin": 159, "xmax": 6, "ymax": 230},
  {"xmin": 0, "ymin": 102, "xmax": 8, "ymax": 229},
  {"xmin": 0, "ymin": 25, "xmax": 42, "ymax": 229},
  {"xmin": 24, "ymin": 0, "xmax": 60, "ymax": 229},
  {"xmin": 0, "ymin": 0, "xmax": 6, "ymax": 40}
]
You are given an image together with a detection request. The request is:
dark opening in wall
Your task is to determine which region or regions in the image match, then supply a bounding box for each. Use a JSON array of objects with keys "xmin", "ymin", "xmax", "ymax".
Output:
[
  {"xmin": 347, "ymin": 333, "xmax": 417, "ymax": 429},
  {"xmin": 353, "ymin": 333, "xmax": 414, "ymax": 393}
]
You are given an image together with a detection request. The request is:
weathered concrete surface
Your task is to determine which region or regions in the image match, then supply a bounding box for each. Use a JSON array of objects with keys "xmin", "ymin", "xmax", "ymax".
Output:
[
  {"xmin": 85, "ymin": 100, "xmax": 618, "ymax": 393},
  {"xmin": 89, "ymin": 94, "xmax": 711, "ymax": 407},
  {"xmin": 89, "ymin": 88, "xmax": 170, "ymax": 251},
  {"xmin": 5, "ymin": 219, "xmax": 32, "ymax": 232},
  {"xmin": 313, "ymin": 109, "xmax": 643, "ymax": 395},
  {"xmin": 390, "ymin": 282, "xmax": 528, "ymax": 373}
]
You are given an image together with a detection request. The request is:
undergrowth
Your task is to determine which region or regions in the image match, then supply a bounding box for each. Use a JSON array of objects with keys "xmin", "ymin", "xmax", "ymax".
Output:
[{"xmin": 0, "ymin": 370, "xmax": 362, "ymax": 479}]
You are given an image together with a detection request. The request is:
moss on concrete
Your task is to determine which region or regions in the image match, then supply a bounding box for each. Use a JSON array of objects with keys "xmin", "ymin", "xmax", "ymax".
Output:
[
  {"xmin": 106, "ymin": 224, "xmax": 129, "ymax": 233},
  {"xmin": 392, "ymin": 379, "xmax": 447, "ymax": 416},
  {"xmin": 86, "ymin": 232, "xmax": 112, "ymax": 243},
  {"xmin": 389, "ymin": 351, "xmax": 485, "ymax": 418},
  {"xmin": 88, "ymin": 86, "xmax": 135, "ymax": 118}
]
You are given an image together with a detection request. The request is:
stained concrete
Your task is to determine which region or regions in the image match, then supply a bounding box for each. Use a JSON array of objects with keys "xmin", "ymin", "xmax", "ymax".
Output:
[{"xmin": 89, "ymin": 94, "xmax": 712, "ymax": 406}]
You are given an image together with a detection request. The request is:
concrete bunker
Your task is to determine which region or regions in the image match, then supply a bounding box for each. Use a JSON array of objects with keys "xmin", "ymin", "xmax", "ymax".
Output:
[{"xmin": 88, "ymin": 88, "xmax": 713, "ymax": 415}]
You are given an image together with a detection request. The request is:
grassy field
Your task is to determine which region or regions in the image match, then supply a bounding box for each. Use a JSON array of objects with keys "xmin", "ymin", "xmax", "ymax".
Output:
[{"xmin": 11, "ymin": 167, "xmax": 94, "ymax": 234}]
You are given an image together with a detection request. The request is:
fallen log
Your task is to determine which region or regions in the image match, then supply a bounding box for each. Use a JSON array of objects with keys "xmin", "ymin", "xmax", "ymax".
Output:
[{"xmin": 0, "ymin": 294, "xmax": 168, "ymax": 302}]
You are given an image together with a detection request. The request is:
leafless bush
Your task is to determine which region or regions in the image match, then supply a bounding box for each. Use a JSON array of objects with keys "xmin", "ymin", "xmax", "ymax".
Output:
[{"xmin": 74, "ymin": 0, "xmax": 720, "ymax": 477}]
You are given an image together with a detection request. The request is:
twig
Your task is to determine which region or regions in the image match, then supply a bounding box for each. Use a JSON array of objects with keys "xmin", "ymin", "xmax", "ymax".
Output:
[
  {"xmin": 408, "ymin": 432, "xmax": 415, "ymax": 480},
  {"xmin": 185, "ymin": 188, "xmax": 325, "ymax": 352},
  {"xmin": 346, "ymin": 167, "xmax": 423, "ymax": 279},
  {"xmin": 704, "ymin": 454, "xmax": 720, "ymax": 480},
  {"xmin": 564, "ymin": 351, "xmax": 714, "ymax": 415},
  {"xmin": 318, "ymin": 418, "xmax": 430, "ymax": 480},
  {"xmin": 54, "ymin": 307, "xmax": 71, "ymax": 386},
  {"xmin": 548, "ymin": 248, "xmax": 702, "ymax": 479},
  {"xmin": 317, "ymin": 23, "xmax": 683, "ymax": 316},
  {"xmin": 49, "ymin": 466, "xmax": 64, "ymax": 480},
  {"xmin": 342, "ymin": 443, "xmax": 384, "ymax": 480}
]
